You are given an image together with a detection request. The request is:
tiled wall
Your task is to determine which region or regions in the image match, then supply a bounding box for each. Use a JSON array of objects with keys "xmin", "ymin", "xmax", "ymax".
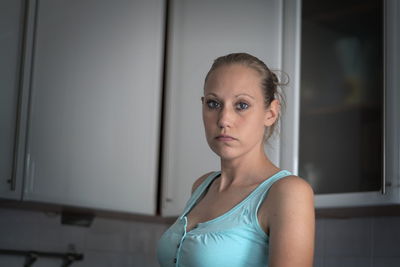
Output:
[
  {"xmin": 0, "ymin": 207, "xmax": 168, "ymax": 267},
  {"xmin": 315, "ymin": 216, "xmax": 400, "ymax": 267},
  {"xmin": 1, "ymin": 207, "xmax": 400, "ymax": 267}
]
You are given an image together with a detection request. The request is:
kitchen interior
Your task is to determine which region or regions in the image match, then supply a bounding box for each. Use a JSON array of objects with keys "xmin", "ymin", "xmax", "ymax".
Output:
[{"xmin": 1, "ymin": 0, "xmax": 399, "ymax": 266}]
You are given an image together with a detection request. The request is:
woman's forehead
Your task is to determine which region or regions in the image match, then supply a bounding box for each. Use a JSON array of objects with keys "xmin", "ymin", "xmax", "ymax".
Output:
[{"xmin": 204, "ymin": 64, "xmax": 262, "ymax": 97}]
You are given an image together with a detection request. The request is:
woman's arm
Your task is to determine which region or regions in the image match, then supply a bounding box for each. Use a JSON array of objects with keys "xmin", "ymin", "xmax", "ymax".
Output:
[{"xmin": 267, "ymin": 176, "xmax": 315, "ymax": 267}]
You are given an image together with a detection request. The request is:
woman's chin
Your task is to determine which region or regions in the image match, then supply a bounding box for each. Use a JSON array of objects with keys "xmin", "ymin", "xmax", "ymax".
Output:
[{"xmin": 210, "ymin": 146, "xmax": 239, "ymax": 160}]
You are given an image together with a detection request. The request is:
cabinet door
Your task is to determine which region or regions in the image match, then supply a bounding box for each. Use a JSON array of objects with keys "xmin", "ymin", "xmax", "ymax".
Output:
[
  {"xmin": 281, "ymin": 0, "xmax": 400, "ymax": 208},
  {"xmin": 0, "ymin": 0, "xmax": 25, "ymax": 200},
  {"xmin": 161, "ymin": 0, "xmax": 283, "ymax": 216},
  {"xmin": 23, "ymin": 0, "xmax": 165, "ymax": 214}
]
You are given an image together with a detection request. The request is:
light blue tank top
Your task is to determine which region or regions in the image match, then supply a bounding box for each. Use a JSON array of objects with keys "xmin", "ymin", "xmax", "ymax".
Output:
[{"xmin": 157, "ymin": 170, "xmax": 292, "ymax": 267}]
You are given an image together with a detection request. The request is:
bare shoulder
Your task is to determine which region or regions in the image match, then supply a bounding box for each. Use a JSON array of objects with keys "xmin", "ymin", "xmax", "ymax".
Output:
[
  {"xmin": 266, "ymin": 174, "xmax": 315, "ymax": 225},
  {"xmin": 263, "ymin": 175, "xmax": 315, "ymax": 221},
  {"xmin": 270, "ymin": 175, "xmax": 314, "ymax": 199},
  {"xmin": 191, "ymin": 171, "xmax": 215, "ymax": 194}
]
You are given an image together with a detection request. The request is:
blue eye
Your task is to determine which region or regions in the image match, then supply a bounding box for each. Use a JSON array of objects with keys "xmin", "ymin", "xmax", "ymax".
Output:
[
  {"xmin": 206, "ymin": 100, "xmax": 220, "ymax": 109},
  {"xmin": 236, "ymin": 102, "xmax": 249, "ymax": 110}
]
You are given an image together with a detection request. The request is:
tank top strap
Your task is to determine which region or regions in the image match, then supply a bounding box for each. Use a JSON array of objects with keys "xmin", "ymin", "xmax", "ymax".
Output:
[
  {"xmin": 180, "ymin": 171, "xmax": 221, "ymax": 219},
  {"xmin": 248, "ymin": 170, "xmax": 293, "ymax": 223},
  {"xmin": 258, "ymin": 169, "xmax": 292, "ymax": 195}
]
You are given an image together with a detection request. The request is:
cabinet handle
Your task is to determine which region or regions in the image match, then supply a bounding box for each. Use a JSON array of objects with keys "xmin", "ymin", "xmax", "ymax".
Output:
[
  {"xmin": 6, "ymin": 178, "xmax": 15, "ymax": 191},
  {"xmin": 8, "ymin": 176, "xmax": 16, "ymax": 192}
]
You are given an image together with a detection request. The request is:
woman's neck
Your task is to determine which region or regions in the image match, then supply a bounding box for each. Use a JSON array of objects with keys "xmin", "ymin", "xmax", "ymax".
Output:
[{"xmin": 217, "ymin": 146, "xmax": 280, "ymax": 191}]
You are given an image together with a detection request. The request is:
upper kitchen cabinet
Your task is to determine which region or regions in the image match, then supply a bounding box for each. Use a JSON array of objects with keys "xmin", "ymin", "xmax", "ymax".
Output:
[
  {"xmin": 0, "ymin": 0, "xmax": 25, "ymax": 200},
  {"xmin": 161, "ymin": 0, "xmax": 284, "ymax": 216},
  {"xmin": 18, "ymin": 0, "xmax": 165, "ymax": 214},
  {"xmin": 281, "ymin": 0, "xmax": 400, "ymax": 208}
]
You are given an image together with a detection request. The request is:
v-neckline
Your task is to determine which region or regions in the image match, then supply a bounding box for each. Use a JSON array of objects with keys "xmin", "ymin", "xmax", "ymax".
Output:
[{"xmin": 183, "ymin": 170, "xmax": 285, "ymax": 233}]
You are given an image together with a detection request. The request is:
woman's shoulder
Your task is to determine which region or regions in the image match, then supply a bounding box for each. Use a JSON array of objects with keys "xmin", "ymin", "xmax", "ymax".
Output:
[
  {"xmin": 272, "ymin": 174, "xmax": 313, "ymax": 192},
  {"xmin": 191, "ymin": 171, "xmax": 216, "ymax": 194},
  {"xmin": 271, "ymin": 175, "xmax": 313, "ymax": 194},
  {"xmin": 266, "ymin": 174, "xmax": 314, "ymax": 214}
]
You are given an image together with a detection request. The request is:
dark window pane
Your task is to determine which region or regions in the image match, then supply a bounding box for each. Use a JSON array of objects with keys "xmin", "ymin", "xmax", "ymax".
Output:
[{"xmin": 299, "ymin": 0, "xmax": 383, "ymax": 194}]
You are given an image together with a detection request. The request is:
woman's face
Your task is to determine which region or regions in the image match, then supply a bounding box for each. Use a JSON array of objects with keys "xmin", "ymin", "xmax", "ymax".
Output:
[{"xmin": 202, "ymin": 64, "xmax": 277, "ymax": 160}]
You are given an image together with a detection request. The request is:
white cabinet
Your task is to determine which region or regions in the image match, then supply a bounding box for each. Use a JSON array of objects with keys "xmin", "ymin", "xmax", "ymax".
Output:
[
  {"xmin": 161, "ymin": 0, "xmax": 284, "ymax": 216},
  {"xmin": 0, "ymin": 0, "xmax": 25, "ymax": 200},
  {"xmin": 10, "ymin": 0, "xmax": 393, "ymax": 216},
  {"xmin": 281, "ymin": 0, "xmax": 400, "ymax": 208},
  {"xmin": 16, "ymin": 0, "xmax": 165, "ymax": 214},
  {"xmin": 3, "ymin": 0, "xmax": 286, "ymax": 217}
]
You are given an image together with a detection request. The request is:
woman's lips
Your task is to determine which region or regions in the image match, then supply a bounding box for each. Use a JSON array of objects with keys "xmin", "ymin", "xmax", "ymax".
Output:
[{"xmin": 216, "ymin": 135, "xmax": 236, "ymax": 141}]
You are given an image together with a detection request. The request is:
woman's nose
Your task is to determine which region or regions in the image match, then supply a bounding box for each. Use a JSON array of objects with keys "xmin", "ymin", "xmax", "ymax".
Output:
[{"xmin": 217, "ymin": 106, "xmax": 233, "ymax": 128}]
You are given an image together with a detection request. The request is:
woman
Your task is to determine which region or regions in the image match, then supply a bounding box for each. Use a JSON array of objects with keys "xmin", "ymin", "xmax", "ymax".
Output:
[{"xmin": 157, "ymin": 53, "xmax": 315, "ymax": 267}]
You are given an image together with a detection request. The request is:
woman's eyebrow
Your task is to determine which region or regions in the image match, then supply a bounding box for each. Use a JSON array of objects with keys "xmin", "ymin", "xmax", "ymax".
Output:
[
  {"xmin": 205, "ymin": 93, "xmax": 255, "ymax": 99},
  {"xmin": 235, "ymin": 93, "xmax": 255, "ymax": 99},
  {"xmin": 205, "ymin": 93, "xmax": 218, "ymax": 97}
]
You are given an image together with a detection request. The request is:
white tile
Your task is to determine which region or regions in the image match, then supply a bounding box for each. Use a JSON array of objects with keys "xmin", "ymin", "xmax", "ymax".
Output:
[
  {"xmin": 35, "ymin": 223, "xmax": 86, "ymax": 252},
  {"xmin": 0, "ymin": 207, "xmax": 167, "ymax": 267},
  {"xmin": 0, "ymin": 208, "xmax": 36, "ymax": 223},
  {"xmin": 313, "ymin": 257, "xmax": 324, "ymax": 267},
  {"xmin": 325, "ymin": 217, "xmax": 372, "ymax": 257},
  {"xmin": 73, "ymin": 250, "xmax": 135, "ymax": 267},
  {"xmin": 128, "ymin": 221, "xmax": 157, "ymax": 254},
  {"xmin": 0, "ymin": 221, "xmax": 41, "ymax": 250},
  {"xmin": 132, "ymin": 252, "xmax": 159, "ymax": 267},
  {"xmin": 31, "ymin": 258, "xmax": 62, "ymax": 267},
  {"xmin": 0, "ymin": 255, "xmax": 25, "ymax": 267},
  {"xmin": 315, "ymin": 218, "xmax": 325, "ymax": 258},
  {"xmin": 373, "ymin": 257, "xmax": 400, "ymax": 267},
  {"xmin": 84, "ymin": 217, "xmax": 130, "ymax": 252},
  {"xmin": 325, "ymin": 257, "xmax": 371, "ymax": 267},
  {"xmin": 143, "ymin": 253, "xmax": 162, "ymax": 267},
  {"xmin": 373, "ymin": 216, "xmax": 400, "ymax": 257}
]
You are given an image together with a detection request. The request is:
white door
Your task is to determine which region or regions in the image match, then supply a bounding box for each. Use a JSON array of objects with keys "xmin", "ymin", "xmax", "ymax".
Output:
[
  {"xmin": 23, "ymin": 0, "xmax": 165, "ymax": 214},
  {"xmin": 161, "ymin": 0, "xmax": 284, "ymax": 216}
]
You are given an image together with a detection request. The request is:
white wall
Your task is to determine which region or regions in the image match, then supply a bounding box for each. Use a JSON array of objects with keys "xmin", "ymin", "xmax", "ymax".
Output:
[
  {"xmin": 314, "ymin": 216, "xmax": 400, "ymax": 267},
  {"xmin": 1, "ymin": 207, "xmax": 400, "ymax": 267},
  {"xmin": 0, "ymin": 208, "xmax": 167, "ymax": 267}
]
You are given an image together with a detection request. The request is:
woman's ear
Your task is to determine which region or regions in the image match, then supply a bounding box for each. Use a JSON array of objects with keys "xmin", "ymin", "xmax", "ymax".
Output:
[{"xmin": 264, "ymin": 99, "xmax": 280, "ymax": 127}]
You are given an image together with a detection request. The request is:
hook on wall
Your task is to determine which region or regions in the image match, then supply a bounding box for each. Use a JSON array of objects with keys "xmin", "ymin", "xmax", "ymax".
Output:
[
  {"xmin": 0, "ymin": 248, "xmax": 84, "ymax": 267},
  {"xmin": 24, "ymin": 252, "xmax": 38, "ymax": 267},
  {"xmin": 61, "ymin": 253, "xmax": 83, "ymax": 267}
]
